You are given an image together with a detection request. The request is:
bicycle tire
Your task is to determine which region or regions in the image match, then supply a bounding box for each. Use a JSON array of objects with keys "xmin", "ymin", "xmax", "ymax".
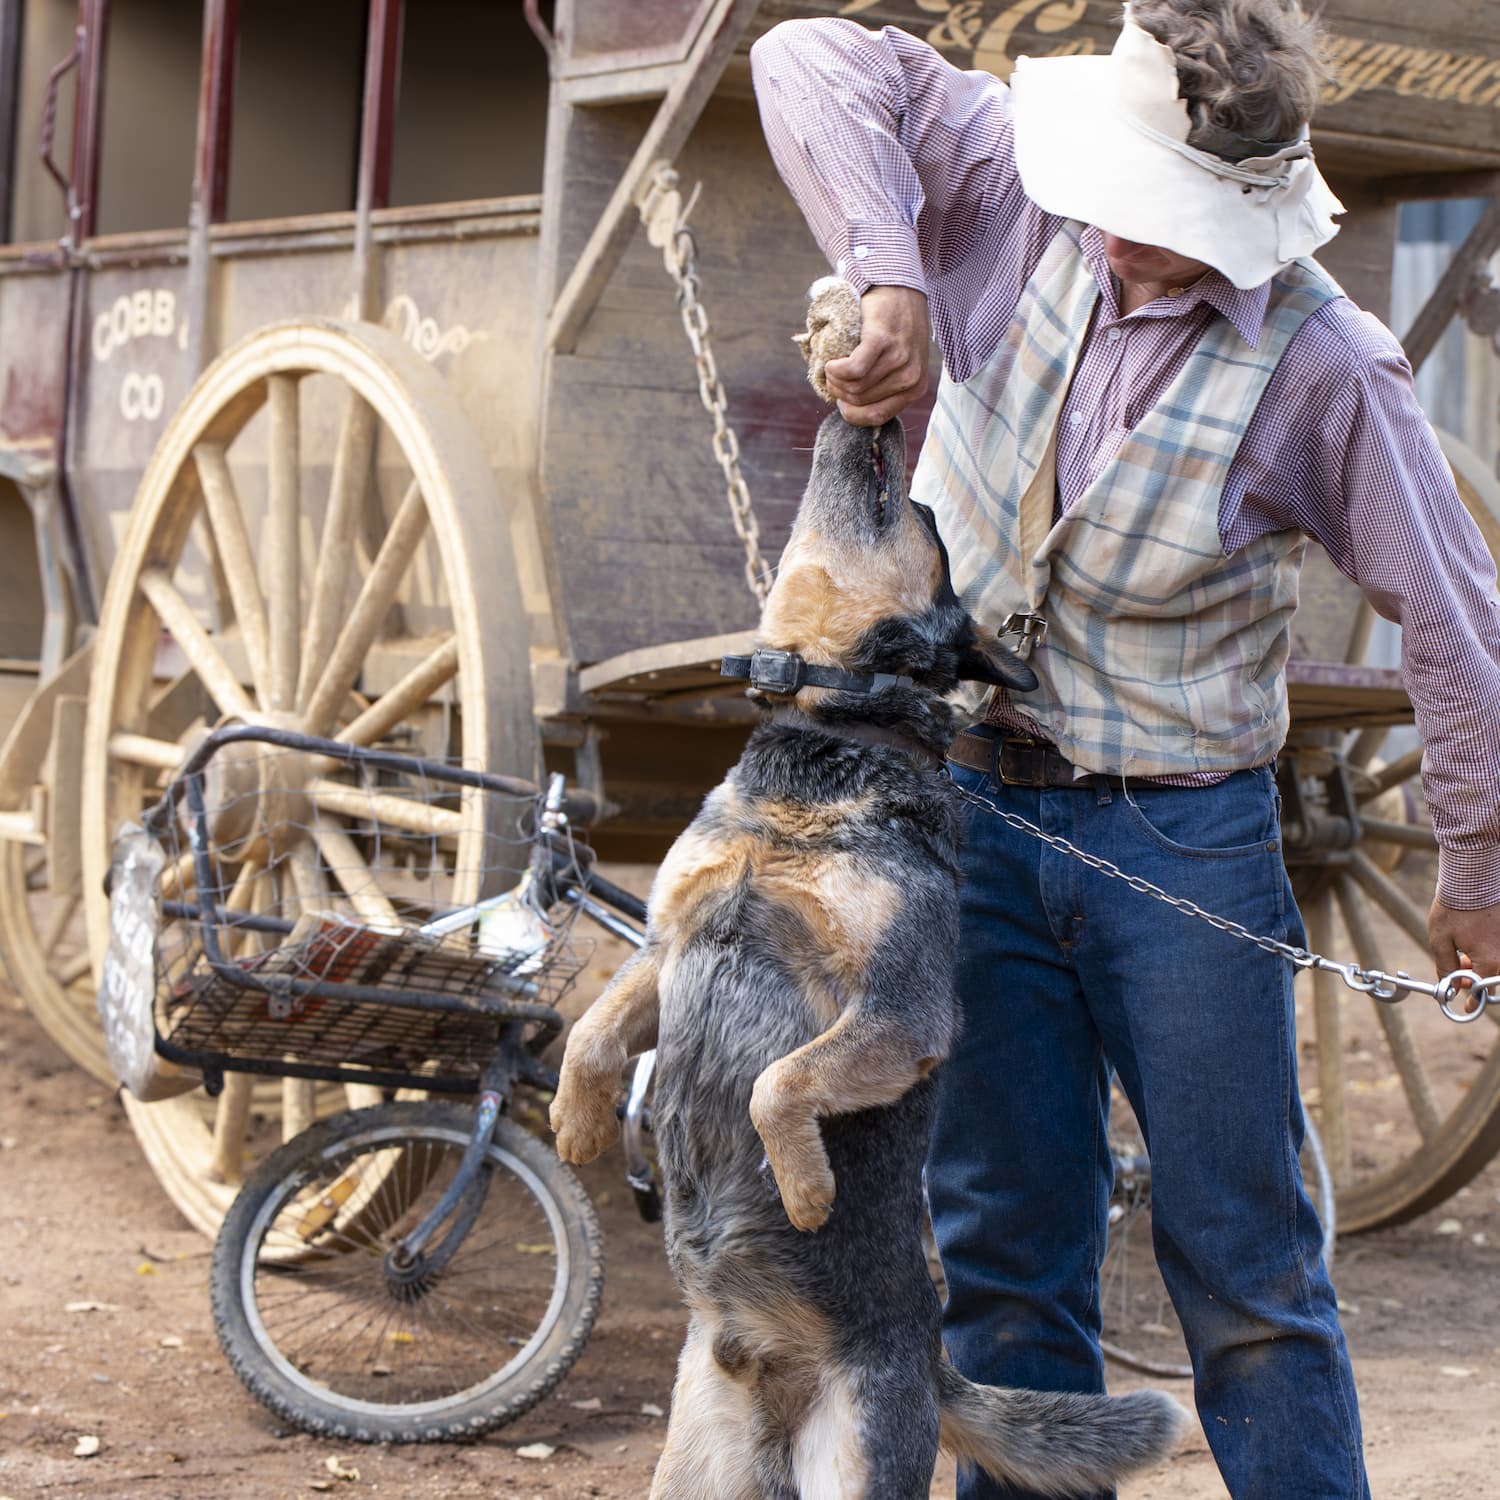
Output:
[
  {"xmin": 210, "ymin": 1100, "xmax": 603, "ymax": 1442},
  {"xmin": 1100, "ymin": 1108, "xmax": 1336, "ymax": 1380}
]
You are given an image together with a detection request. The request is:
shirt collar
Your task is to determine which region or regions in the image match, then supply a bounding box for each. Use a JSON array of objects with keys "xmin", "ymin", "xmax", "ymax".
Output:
[{"xmin": 1080, "ymin": 225, "xmax": 1271, "ymax": 348}]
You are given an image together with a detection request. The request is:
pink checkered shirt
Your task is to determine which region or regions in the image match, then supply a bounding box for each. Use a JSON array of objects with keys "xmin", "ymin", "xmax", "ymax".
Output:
[{"xmin": 752, "ymin": 19, "xmax": 1500, "ymax": 910}]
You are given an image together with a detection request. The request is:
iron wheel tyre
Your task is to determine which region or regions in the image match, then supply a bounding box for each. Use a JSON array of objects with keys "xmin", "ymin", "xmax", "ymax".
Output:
[{"xmin": 209, "ymin": 1101, "xmax": 603, "ymax": 1441}]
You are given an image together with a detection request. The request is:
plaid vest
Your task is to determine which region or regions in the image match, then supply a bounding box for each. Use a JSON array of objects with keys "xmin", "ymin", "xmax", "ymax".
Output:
[{"xmin": 914, "ymin": 223, "xmax": 1340, "ymax": 776}]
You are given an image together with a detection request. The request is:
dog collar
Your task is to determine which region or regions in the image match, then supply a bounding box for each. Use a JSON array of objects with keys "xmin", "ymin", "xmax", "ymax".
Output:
[{"xmin": 721, "ymin": 647, "xmax": 915, "ymax": 698}]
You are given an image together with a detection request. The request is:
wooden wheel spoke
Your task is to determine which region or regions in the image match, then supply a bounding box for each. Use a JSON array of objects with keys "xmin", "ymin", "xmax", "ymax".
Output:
[
  {"xmin": 335, "ymin": 636, "xmax": 459, "ymax": 749},
  {"xmin": 1347, "ymin": 848, "xmax": 1433, "ymax": 951},
  {"xmin": 195, "ymin": 441, "xmax": 272, "ymax": 704},
  {"xmin": 1305, "ymin": 890, "xmax": 1351, "ymax": 1188},
  {"xmin": 308, "ymin": 777, "xmax": 461, "ymax": 839},
  {"xmin": 207, "ymin": 861, "xmax": 269, "ymax": 1184},
  {"xmin": 1357, "ymin": 745, "xmax": 1424, "ymax": 802},
  {"xmin": 317, "ymin": 824, "xmax": 402, "ymax": 930},
  {"xmin": 138, "ymin": 567, "xmax": 256, "ymax": 722},
  {"xmin": 108, "ymin": 733, "xmax": 185, "ymax": 772},
  {"xmin": 40, "ymin": 891, "xmax": 80, "ymax": 961},
  {"xmin": 267, "ymin": 374, "xmax": 303, "ymax": 712},
  {"xmin": 303, "ymin": 481, "xmax": 429, "ymax": 736},
  {"xmin": 57, "ymin": 949, "xmax": 92, "ymax": 987},
  {"xmin": 1333, "ymin": 875, "xmax": 1442, "ymax": 1141},
  {"xmin": 1358, "ymin": 816, "xmax": 1438, "ymax": 852},
  {"xmin": 298, "ymin": 393, "xmax": 378, "ymax": 709}
]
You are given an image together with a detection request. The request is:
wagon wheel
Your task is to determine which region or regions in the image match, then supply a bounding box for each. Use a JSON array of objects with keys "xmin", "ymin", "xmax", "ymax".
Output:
[
  {"xmin": 81, "ymin": 318, "xmax": 537, "ymax": 1237},
  {"xmin": 1288, "ymin": 429, "xmax": 1500, "ymax": 1233},
  {"xmin": 0, "ymin": 646, "xmax": 106, "ymax": 1075}
]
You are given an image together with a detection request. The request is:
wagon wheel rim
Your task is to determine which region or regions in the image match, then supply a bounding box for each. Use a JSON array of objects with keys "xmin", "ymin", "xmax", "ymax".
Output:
[
  {"xmin": 1293, "ymin": 428, "xmax": 1500, "ymax": 1233},
  {"xmin": 82, "ymin": 318, "xmax": 536, "ymax": 1237},
  {"xmin": 0, "ymin": 645, "xmax": 108, "ymax": 1078}
]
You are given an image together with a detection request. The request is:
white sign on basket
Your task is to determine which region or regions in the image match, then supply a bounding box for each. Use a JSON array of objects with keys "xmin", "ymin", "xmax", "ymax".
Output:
[{"xmin": 98, "ymin": 823, "xmax": 197, "ymax": 1101}]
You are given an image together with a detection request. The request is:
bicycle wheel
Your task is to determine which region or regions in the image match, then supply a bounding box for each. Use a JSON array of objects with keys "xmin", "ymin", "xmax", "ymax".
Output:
[
  {"xmin": 210, "ymin": 1100, "xmax": 603, "ymax": 1441},
  {"xmin": 1099, "ymin": 1092, "xmax": 1335, "ymax": 1380}
]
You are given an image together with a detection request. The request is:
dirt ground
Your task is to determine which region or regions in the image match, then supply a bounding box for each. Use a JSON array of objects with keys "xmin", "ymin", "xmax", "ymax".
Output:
[{"xmin": 3, "ymin": 915, "xmax": 1500, "ymax": 1500}]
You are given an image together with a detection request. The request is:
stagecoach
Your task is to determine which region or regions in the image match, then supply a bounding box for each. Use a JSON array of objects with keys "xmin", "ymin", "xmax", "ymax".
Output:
[{"xmin": 1, "ymin": 0, "xmax": 1499, "ymax": 1243}]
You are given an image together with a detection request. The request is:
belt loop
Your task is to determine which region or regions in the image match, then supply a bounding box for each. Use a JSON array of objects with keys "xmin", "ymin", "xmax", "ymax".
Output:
[{"xmin": 1095, "ymin": 781, "xmax": 1113, "ymax": 806}]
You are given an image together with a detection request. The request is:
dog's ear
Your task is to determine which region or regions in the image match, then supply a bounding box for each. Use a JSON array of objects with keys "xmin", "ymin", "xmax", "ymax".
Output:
[{"xmin": 953, "ymin": 626, "xmax": 1038, "ymax": 692}]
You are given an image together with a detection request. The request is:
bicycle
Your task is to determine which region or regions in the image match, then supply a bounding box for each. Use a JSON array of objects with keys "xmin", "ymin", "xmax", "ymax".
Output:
[{"xmin": 100, "ymin": 723, "xmax": 659, "ymax": 1443}]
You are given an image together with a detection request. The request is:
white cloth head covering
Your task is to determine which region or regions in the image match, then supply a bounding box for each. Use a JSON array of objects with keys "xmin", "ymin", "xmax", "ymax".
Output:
[{"xmin": 1010, "ymin": 5, "xmax": 1343, "ymax": 290}]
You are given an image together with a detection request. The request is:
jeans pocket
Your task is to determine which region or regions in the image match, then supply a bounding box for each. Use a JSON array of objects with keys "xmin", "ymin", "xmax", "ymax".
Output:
[{"xmin": 1119, "ymin": 768, "xmax": 1281, "ymax": 862}]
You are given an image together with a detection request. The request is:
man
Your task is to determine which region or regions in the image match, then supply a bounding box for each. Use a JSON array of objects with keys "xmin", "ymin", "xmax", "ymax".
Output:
[{"xmin": 751, "ymin": 3, "xmax": 1500, "ymax": 1496}]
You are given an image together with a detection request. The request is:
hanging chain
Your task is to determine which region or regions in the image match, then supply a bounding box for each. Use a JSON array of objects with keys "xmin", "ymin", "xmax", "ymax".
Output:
[
  {"xmin": 638, "ymin": 162, "xmax": 771, "ymax": 607},
  {"xmin": 949, "ymin": 776, "xmax": 1500, "ymax": 1024}
]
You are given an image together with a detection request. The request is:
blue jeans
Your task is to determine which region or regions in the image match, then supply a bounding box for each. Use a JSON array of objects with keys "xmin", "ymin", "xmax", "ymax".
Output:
[{"xmin": 928, "ymin": 750, "xmax": 1369, "ymax": 1499}]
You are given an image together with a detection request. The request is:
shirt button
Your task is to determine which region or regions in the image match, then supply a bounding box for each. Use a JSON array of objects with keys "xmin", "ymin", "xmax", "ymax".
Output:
[
  {"xmin": 1107, "ymin": 327, "xmax": 1122, "ymax": 342},
  {"xmin": 1069, "ymin": 411, "xmax": 1085, "ymax": 427}
]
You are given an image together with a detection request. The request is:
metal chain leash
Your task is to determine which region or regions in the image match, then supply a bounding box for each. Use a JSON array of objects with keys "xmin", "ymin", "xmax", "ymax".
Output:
[
  {"xmin": 949, "ymin": 775, "xmax": 1500, "ymax": 1024},
  {"xmin": 638, "ymin": 163, "xmax": 772, "ymax": 608}
]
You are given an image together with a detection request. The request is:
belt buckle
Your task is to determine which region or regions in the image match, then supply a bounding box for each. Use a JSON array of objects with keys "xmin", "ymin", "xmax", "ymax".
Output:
[{"xmin": 997, "ymin": 737, "xmax": 1045, "ymax": 787}]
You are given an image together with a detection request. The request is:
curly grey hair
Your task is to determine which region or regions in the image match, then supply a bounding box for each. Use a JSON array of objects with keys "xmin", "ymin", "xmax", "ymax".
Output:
[{"xmin": 1129, "ymin": 0, "xmax": 1333, "ymax": 151}]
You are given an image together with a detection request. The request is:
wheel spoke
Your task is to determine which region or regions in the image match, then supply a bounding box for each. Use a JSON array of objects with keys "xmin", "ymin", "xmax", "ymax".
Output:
[
  {"xmin": 298, "ymin": 393, "xmax": 377, "ymax": 709},
  {"xmin": 138, "ymin": 567, "xmax": 256, "ymax": 721},
  {"xmin": 56, "ymin": 950, "xmax": 92, "ymax": 986},
  {"xmin": 335, "ymin": 635, "xmax": 458, "ymax": 749},
  {"xmin": 317, "ymin": 824, "xmax": 402, "ymax": 929},
  {"xmin": 1358, "ymin": 745, "xmax": 1424, "ymax": 802},
  {"xmin": 267, "ymin": 374, "xmax": 302, "ymax": 712},
  {"xmin": 283, "ymin": 1077, "xmax": 317, "ymax": 1141},
  {"xmin": 303, "ymin": 481, "xmax": 428, "ymax": 736},
  {"xmin": 1348, "ymin": 848, "xmax": 1433, "ymax": 950},
  {"xmin": 108, "ymin": 733, "xmax": 185, "ymax": 772},
  {"xmin": 40, "ymin": 891, "xmax": 80, "ymax": 961},
  {"xmin": 1333, "ymin": 875, "xmax": 1442, "ymax": 1141},
  {"xmin": 195, "ymin": 441, "xmax": 272, "ymax": 705},
  {"xmin": 1358, "ymin": 815, "xmax": 1438, "ymax": 852},
  {"xmin": 308, "ymin": 778, "xmax": 462, "ymax": 839},
  {"xmin": 1305, "ymin": 889, "xmax": 1352, "ymax": 1188},
  {"xmin": 210, "ymin": 1074, "xmax": 256, "ymax": 1184}
]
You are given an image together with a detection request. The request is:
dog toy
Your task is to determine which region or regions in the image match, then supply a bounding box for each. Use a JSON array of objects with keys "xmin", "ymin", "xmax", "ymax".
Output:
[{"xmin": 794, "ymin": 275, "xmax": 862, "ymax": 401}]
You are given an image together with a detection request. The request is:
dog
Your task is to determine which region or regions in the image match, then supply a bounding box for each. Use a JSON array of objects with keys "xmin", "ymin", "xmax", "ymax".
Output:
[{"xmin": 551, "ymin": 411, "xmax": 1188, "ymax": 1498}]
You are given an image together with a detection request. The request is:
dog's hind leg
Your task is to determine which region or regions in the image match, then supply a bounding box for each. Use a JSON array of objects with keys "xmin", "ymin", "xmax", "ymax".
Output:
[
  {"xmin": 749, "ymin": 1007, "xmax": 942, "ymax": 1232},
  {"xmin": 650, "ymin": 1317, "xmax": 760, "ymax": 1500},
  {"xmin": 552, "ymin": 944, "xmax": 662, "ymax": 1165}
]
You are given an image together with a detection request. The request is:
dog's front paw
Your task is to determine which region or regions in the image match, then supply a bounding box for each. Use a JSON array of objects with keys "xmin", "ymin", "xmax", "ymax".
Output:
[
  {"xmin": 777, "ymin": 1157, "xmax": 836, "ymax": 1232},
  {"xmin": 550, "ymin": 1065, "xmax": 621, "ymax": 1165}
]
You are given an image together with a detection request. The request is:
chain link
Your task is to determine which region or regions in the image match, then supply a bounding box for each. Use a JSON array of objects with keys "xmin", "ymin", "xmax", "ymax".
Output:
[
  {"xmin": 638, "ymin": 163, "xmax": 771, "ymax": 607},
  {"xmin": 950, "ymin": 776, "xmax": 1500, "ymax": 1023}
]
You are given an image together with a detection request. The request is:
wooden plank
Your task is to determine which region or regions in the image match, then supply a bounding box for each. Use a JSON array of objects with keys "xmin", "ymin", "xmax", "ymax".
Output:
[
  {"xmin": 545, "ymin": 0, "xmax": 765, "ymax": 354},
  {"xmin": 580, "ymin": 628, "xmax": 756, "ymax": 695}
]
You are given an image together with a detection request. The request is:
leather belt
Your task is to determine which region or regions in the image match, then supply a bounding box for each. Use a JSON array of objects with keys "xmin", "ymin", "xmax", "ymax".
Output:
[{"xmin": 946, "ymin": 732, "xmax": 1155, "ymax": 791}]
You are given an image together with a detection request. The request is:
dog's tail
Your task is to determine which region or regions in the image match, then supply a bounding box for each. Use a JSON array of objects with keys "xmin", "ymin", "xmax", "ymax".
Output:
[{"xmin": 936, "ymin": 1362, "xmax": 1190, "ymax": 1497}]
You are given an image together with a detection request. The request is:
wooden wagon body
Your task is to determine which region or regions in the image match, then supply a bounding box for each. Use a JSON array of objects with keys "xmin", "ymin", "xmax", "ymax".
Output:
[{"xmin": 1, "ymin": 0, "xmax": 1499, "ymax": 1236}]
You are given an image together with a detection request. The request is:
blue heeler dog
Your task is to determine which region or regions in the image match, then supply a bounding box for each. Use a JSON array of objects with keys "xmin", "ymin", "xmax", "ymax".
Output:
[{"xmin": 551, "ymin": 410, "xmax": 1188, "ymax": 1498}]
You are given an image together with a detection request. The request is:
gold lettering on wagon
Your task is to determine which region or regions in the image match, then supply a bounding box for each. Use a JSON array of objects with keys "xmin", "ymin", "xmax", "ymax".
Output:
[{"xmin": 840, "ymin": 1, "xmax": 1500, "ymax": 111}]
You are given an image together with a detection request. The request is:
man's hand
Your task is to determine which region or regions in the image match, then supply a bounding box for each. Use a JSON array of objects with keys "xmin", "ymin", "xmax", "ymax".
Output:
[
  {"xmin": 825, "ymin": 286, "xmax": 931, "ymax": 426},
  {"xmin": 1428, "ymin": 894, "xmax": 1500, "ymax": 1014}
]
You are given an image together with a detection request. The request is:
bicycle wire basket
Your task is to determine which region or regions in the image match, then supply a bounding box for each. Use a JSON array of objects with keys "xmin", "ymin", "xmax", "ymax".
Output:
[{"xmin": 116, "ymin": 727, "xmax": 593, "ymax": 1097}]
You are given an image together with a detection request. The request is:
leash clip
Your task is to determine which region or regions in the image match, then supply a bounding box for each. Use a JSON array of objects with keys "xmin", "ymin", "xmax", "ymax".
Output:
[{"xmin": 1000, "ymin": 612, "xmax": 1049, "ymax": 659}]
